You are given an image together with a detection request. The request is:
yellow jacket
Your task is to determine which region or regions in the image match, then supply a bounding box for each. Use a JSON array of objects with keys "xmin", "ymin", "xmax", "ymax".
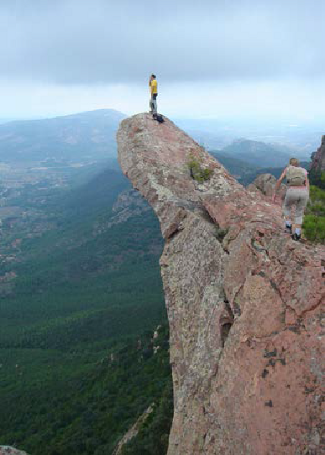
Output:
[{"xmin": 150, "ymin": 79, "xmax": 158, "ymax": 95}]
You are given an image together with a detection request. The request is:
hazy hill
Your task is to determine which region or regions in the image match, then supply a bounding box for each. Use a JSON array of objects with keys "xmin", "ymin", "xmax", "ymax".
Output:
[
  {"xmin": 220, "ymin": 139, "xmax": 297, "ymax": 167},
  {"xmin": 212, "ymin": 151, "xmax": 310, "ymax": 186},
  {"xmin": 0, "ymin": 109, "xmax": 126, "ymax": 162},
  {"xmin": 175, "ymin": 119, "xmax": 310, "ymax": 167},
  {"xmin": 174, "ymin": 117, "xmax": 320, "ymax": 155},
  {"xmin": 211, "ymin": 152, "xmax": 259, "ymax": 181},
  {"xmin": 0, "ymin": 111, "xmax": 312, "ymax": 168}
]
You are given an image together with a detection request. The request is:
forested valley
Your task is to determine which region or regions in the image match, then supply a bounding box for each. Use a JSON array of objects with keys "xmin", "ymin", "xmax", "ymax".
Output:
[{"xmin": 0, "ymin": 161, "xmax": 172, "ymax": 454}]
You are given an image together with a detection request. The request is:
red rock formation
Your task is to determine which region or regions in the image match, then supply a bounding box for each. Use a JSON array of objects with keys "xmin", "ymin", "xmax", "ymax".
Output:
[
  {"xmin": 311, "ymin": 135, "xmax": 325, "ymax": 172},
  {"xmin": 117, "ymin": 114, "xmax": 325, "ymax": 455},
  {"xmin": 247, "ymin": 172, "xmax": 286, "ymax": 200}
]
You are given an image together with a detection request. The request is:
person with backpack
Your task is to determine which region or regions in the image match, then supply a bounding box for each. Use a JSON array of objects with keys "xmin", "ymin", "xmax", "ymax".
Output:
[
  {"xmin": 272, "ymin": 158, "xmax": 309, "ymax": 241},
  {"xmin": 149, "ymin": 74, "xmax": 158, "ymax": 118}
]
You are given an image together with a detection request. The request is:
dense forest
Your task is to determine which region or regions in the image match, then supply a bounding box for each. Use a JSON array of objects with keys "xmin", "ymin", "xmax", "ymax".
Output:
[
  {"xmin": 0, "ymin": 325, "xmax": 172, "ymax": 455},
  {"xmin": 0, "ymin": 165, "xmax": 172, "ymax": 454}
]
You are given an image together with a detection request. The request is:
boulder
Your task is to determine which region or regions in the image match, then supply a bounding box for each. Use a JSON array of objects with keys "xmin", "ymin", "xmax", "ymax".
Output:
[
  {"xmin": 247, "ymin": 172, "xmax": 277, "ymax": 196},
  {"xmin": 247, "ymin": 173, "xmax": 286, "ymax": 200}
]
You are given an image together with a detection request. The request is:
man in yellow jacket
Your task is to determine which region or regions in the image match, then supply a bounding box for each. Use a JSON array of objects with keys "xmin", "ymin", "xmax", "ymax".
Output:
[{"xmin": 149, "ymin": 74, "xmax": 158, "ymax": 118}]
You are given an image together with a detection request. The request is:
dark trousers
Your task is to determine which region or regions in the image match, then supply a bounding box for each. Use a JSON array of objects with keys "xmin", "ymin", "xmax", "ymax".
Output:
[{"xmin": 150, "ymin": 93, "xmax": 158, "ymax": 115}]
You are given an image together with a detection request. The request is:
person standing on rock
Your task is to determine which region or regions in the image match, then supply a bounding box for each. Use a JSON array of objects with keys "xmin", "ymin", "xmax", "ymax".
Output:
[
  {"xmin": 149, "ymin": 74, "xmax": 158, "ymax": 118},
  {"xmin": 272, "ymin": 158, "xmax": 309, "ymax": 241}
]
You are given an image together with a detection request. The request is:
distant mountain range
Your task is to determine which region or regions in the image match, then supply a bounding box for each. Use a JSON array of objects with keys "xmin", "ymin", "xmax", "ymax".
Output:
[
  {"xmin": 174, "ymin": 117, "xmax": 321, "ymax": 156},
  {"xmin": 216, "ymin": 139, "xmax": 300, "ymax": 167},
  {"xmin": 0, "ymin": 109, "xmax": 316, "ymax": 168},
  {"xmin": 211, "ymin": 150, "xmax": 310, "ymax": 186},
  {"xmin": 0, "ymin": 109, "xmax": 126, "ymax": 162}
]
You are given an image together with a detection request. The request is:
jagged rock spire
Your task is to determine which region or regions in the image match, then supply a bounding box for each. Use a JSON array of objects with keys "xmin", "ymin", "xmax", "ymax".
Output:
[
  {"xmin": 311, "ymin": 135, "xmax": 325, "ymax": 172},
  {"xmin": 117, "ymin": 113, "xmax": 325, "ymax": 455}
]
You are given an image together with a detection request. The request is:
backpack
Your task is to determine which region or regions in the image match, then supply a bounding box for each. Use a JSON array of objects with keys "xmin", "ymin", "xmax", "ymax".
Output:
[
  {"xmin": 286, "ymin": 166, "xmax": 306, "ymax": 186},
  {"xmin": 156, "ymin": 114, "xmax": 164, "ymax": 123}
]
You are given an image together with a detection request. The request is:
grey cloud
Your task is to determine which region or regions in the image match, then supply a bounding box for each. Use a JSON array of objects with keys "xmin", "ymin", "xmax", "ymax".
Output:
[{"xmin": 0, "ymin": 0, "xmax": 324, "ymax": 84}]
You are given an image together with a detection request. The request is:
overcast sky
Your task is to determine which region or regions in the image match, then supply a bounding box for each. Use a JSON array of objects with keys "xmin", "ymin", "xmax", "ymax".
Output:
[{"xmin": 1, "ymin": 0, "xmax": 325, "ymax": 122}]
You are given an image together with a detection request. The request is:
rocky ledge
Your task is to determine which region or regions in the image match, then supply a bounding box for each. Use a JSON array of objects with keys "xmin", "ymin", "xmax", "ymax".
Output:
[
  {"xmin": 117, "ymin": 113, "xmax": 324, "ymax": 455},
  {"xmin": 0, "ymin": 447, "xmax": 28, "ymax": 455}
]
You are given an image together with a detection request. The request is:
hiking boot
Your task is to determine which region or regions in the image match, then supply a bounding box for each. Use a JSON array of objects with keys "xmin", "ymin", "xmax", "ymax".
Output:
[
  {"xmin": 285, "ymin": 225, "xmax": 292, "ymax": 234},
  {"xmin": 291, "ymin": 233, "xmax": 301, "ymax": 241}
]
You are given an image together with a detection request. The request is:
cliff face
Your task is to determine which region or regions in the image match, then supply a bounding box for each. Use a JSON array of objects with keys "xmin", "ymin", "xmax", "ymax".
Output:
[
  {"xmin": 117, "ymin": 114, "xmax": 325, "ymax": 455},
  {"xmin": 311, "ymin": 135, "xmax": 325, "ymax": 172}
]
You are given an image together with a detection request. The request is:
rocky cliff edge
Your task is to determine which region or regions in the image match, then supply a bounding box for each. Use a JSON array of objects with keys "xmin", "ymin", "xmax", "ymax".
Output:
[
  {"xmin": 311, "ymin": 135, "xmax": 325, "ymax": 172},
  {"xmin": 117, "ymin": 113, "xmax": 324, "ymax": 455}
]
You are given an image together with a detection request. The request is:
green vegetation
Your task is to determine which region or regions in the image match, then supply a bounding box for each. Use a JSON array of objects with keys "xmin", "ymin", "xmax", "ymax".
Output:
[
  {"xmin": 309, "ymin": 168, "xmax": 325, "ymax": 190},
  {"xmin": 214, "ymin": 226, "xmax": 228, "ymax": 242},
  {"xmin": 301, "ymin": 158, "xmax": 325, "ymax": 243},
  {"xmin": 303, "ymin": 184, "xmax": 325, "ymax": 243},
  {"xmin": 0, "ymin": 165, "xmax": 173, "ymax": 454},
  {"xmin": 120, "ymin": 378, "xmax": 173, "ymax": 455},
  {"xmin": 0, "ymin": 326, "xmax": 172, "ymax": 455},
  {"xmin": 187, "ymin": 153, "xmax": 213, "ymax": 183}
]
